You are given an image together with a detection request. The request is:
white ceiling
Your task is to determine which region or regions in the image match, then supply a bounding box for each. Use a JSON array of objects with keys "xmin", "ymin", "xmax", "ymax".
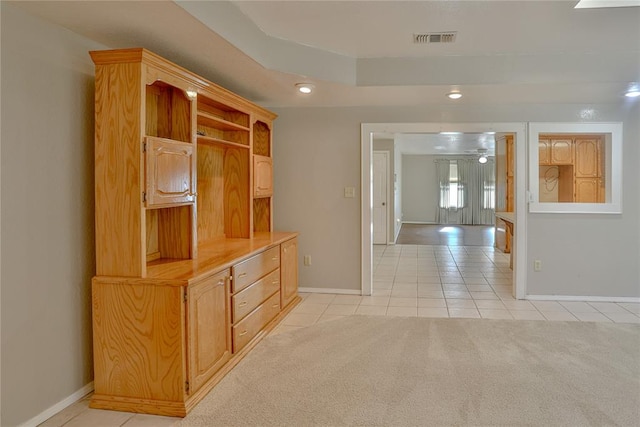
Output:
[{"xmin": 11, "ymin": 0, "xmax": 640, "ymax": 153}]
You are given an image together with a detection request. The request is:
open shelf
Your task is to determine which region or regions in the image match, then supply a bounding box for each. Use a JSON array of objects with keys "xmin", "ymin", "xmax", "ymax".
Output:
[
  {"xmin": 146, "ymin": 81, "xmax": 192, "ymax": 143},
  {"xmin": 197, "ymin": 135, "xmax": 250, "ymax": 150},
  {"xmin": 197, "ymin": 111, "xmax": 250, "ymax": 132}
]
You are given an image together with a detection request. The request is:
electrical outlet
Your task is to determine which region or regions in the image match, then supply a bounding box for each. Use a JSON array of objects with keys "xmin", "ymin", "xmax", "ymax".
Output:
[
  {"xmin": 304, "ymin": 255, "xmax": 311, "ymax": 266},
  {"xmin": 534, "ymin": 260, "xmax": 542, "ymax": 272},
  {"xmin": 344, "ymin": 186, "xmax": 356, "ymax": 198}
]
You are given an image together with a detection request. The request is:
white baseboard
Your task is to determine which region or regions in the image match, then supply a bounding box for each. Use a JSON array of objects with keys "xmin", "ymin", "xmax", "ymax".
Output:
[
  {"xmin": 402, "ymin": 221, "xmax": 437, "ymax": 224},
  {"xmin": 18, "ymin": 382, "xmax": 94, "ymax": 427},
  {"xmin": 526, "ymin": 295, "xmax": 640, "ymax": 303},
  {"xmin": 298, "ymin": 287, "xmax": 361, "ymax": 295}
]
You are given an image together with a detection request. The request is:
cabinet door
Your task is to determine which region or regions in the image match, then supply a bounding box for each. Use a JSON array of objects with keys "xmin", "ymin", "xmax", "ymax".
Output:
[
  {"xmin": 575, "ymin": 178, "xmax": 600, "ymax": 203},
  {"xmin": 253, "ymin": 155, "xmax": 273, "ymax": 197},
  {"xmin": 146, "ymin": 136, "xmax": 196, "ymax": 207},
  {"xmin": 550, "ymin": 139, "xmax": 573, "ymax": 165},
  {"xmin": 506, "ymin": 136, "xmax": 514, "ymax": 177},
  {"xmin": 280, "ymin": 238, "xmax": 298, "ymax": 308},
  {"xmin": 506, "ymin": 176, "xmax": 514, "ymax": 212},
  {"xmin": 539, "ymin": 139, "xmax": 550, "ymax": 165},
  {"xmin": 575, "ymin": 138, "xmax": 601, "ymax": 177},
  {"xmin": 188, "ymin": 270, "xmax": 231, "ymax": 394}
]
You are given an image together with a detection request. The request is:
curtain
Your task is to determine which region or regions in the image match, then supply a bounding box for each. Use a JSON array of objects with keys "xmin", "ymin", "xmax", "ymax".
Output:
[
  {"xmin": 479, "ymin": 159, "xmax": 496, "ymax": 224},
  {"xmin": 437, "ymin": 157, "xmax": 495, "ymax": 225},
  {"xmin": 435, "ymin": 159, "xmax": 450, "ymax": 224}
]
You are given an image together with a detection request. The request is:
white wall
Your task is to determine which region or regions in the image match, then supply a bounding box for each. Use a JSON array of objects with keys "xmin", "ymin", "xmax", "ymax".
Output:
[
  {"xmin": 402, "ymin": 155, "xmax": 437, "ymax": 223},
  {"xmin": 272, "ymin": 104, "xmax": 640, "ymax": 297},
  {"xmin": 1, "ymin": 5, "xmax": 104, "ymax": 426}
]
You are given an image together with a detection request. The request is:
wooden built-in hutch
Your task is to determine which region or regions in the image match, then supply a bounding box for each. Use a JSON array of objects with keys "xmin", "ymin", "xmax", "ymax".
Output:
[{"xmin": 89, "ymin": 48, "xmax": 299, "ymax": 417}]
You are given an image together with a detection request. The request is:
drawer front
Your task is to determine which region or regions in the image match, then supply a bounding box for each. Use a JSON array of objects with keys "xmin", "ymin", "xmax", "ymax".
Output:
[
  {"xmin": 232, "ymin": 269, "xmax": 280, "ymax": 323},
  {"xmin": 232, "ymin": 246, "xmax": 280, "ymax": 293},
  {"xmin": 232, "ymin": 292, "xmax": 281, "ymax": 353}
]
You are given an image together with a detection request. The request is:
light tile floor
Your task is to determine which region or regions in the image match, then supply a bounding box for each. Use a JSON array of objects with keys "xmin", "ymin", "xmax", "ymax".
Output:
[
  {"xmin": 39, "ymin": 244, "xmax": 640, "ymax": 427},
  {"xmin": 272, "ymin": 243, "xmax": 640, "ymax": 335}
]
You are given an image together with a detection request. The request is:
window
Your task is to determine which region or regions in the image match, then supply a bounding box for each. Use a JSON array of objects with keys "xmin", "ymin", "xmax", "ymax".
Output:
[
  {"xmin": 528, "ymin": 122, "xmax": 622, "ymax": 214},
  {"xmin": 439, "ymin": 161, "xmax": 464, "ymax": 209}
]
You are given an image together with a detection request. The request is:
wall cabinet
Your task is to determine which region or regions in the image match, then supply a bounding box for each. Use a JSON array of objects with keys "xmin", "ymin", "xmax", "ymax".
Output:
[
  {"xmin": 538, "ymin": 134, "xmax": 604, "ymax": 203},
  {"xmin": 539, "ymin": 138, "xmax": 574, "ymax": 165},
  {"xmin": 90, "ymin": 48, "xmax": 299, "ymax": 417}
]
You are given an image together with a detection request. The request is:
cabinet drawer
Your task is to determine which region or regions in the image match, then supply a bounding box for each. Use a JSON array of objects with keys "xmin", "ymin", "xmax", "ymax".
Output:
[
  {"xmin": 232, "ymin": 269, "xmax": 280, "ymax": 323},
  {"xmin": 232, "ymin": 246, "xmax": 280, "ymax": 293},
  {"xmin": 232, "ymin": 292, "xmax": 281, "ymax": 353}
]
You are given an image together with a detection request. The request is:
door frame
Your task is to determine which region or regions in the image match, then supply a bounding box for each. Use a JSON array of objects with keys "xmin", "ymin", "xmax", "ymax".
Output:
[
  {"xmin": 372, "ymin": 150, "xmax": 390, "ymax": 245},
  {"xmin": 361, "ymin": 122, "xmax": 528, "ymax": 298}
]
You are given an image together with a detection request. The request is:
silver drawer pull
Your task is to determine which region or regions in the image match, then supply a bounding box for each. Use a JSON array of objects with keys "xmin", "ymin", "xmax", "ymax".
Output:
[
  {"xmin": 271, "ymin": 257, "xmax": 279, "ymax": 261},
  {"xmin": 238, "ymin": 301, "xmax": 248, "ymax": 307},
  {"xmin": 217, "ymin": 280, "xmax": 225, "ymax": 286},
  {"xmin": 272, "ymin": 281, "xmax": 279, "ymax": 285},
  {"xmin": 239, "ymin": 330, "xmax": 248, "ymax": 337},
  {"xmin": 272, "ymin": 304, "xmax": 279, "ymax": 308},
  {"xmin": 238, "ymin": 273, "xmax": 247, "ymax": 278}
]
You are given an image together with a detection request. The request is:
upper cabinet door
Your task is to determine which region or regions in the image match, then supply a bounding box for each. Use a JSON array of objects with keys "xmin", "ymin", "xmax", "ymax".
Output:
[
  {"xmin": 549, "ymin": 138, "xmax": 574, "ymax": 165},
  {"xmin": 253, "ymin": 155, "xmax": 273, "ymax": 198},
  {"xmin": 145, "ymin": 136, "xmax": 196, "ymax": 207},
  {"xmin": 575, "ymin": 138, "xmax": 601, "ymax": 177},
  {"xmin": 538, "ymin": 139, "xmax": 551, "ymax": 165}
]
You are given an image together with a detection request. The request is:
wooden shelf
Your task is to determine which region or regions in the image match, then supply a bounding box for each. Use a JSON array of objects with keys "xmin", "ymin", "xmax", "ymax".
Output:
[
  {"xmin": 197, "ymin": 135, "xmax": 250, "ymax": 150},
  {"xmin": 197, "ymin": 112, "xmax": 250, "ymax": 132}
]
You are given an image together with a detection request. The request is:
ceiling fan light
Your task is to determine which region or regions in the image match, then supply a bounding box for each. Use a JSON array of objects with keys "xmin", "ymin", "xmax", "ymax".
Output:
[
  {"xmin": 624, "ymin": 90, "xmax": 640, "ymax": 98},
  {"xmin": 447, "ymin": 91, "xmax": 462, "ymax": 100},
  {"xmin": 478, "ymin": 155, "xmax": 488, "ymax": 164}
]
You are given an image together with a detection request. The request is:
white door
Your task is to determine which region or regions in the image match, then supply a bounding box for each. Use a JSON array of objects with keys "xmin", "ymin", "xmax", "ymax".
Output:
[{"xmin": 373, "ymin": 151, "xmax": 388, "ymax": 244}]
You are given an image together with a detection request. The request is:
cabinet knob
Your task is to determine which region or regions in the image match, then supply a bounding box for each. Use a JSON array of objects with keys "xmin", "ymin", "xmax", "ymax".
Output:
[{"xmin": 238, "ymin": 301, "xmax": 248, "ymax": 307}]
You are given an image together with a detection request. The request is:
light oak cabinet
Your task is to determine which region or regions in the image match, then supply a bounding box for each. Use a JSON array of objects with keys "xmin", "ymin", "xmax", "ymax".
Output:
[
  {"xmin": 90, "ymin": 48, "xmax": 299, "ymax": 417},
  {"xmin": 188, "ymin": 270, "xmax": 231, "ymax": 394},
  {"xmin": 538, "ymin": 134, "xmax": 604, "ymax": 203},
  {"xmin": 281, "ymin": 237, "xmax": 299, "ymax": 308},
  {"xmin": 495, "ymin": 134, "xmax": 514, "ymax": 255},
  {"xmin": 254, "ymin": 155, "xmax": 274, "ymax": 197},
  {"xmin": 145, "ymin": 137, "xmax": 196, "ymax": 206}
]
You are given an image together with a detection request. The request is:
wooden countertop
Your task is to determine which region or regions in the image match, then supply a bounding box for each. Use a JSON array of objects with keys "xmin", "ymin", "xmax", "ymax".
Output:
[
  {"xmin": 96, "ymin": 231, "xmax": 298, "ymax": 285},
  {"xmin": 495, "ymin": 211, "xmax": 515, "ymax": 223}
]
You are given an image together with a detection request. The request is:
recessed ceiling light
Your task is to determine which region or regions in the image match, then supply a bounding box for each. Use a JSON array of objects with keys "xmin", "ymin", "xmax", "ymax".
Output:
[
  {"xmin": 295, "ymin": 83, "xmax": 315, "ymax": 94},
  {"xmin": 446, "ymin": 91, "xmax": 462, "ymax": 100},
  {"xmin": 624, "ymin": 90, "xmax": 640, "ymax": 98}
]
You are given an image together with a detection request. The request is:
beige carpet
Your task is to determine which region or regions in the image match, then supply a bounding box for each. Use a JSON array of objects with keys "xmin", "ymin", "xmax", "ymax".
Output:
[{"xmin": 176, "ymin": 316, "xmax": 640, "ymax": 426}]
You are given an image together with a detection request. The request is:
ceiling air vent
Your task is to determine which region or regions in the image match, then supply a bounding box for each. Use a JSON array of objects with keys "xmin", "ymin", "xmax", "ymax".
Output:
[{"xmin": 413, "ymin": 32, "xmax": 457, "ymax": 44}]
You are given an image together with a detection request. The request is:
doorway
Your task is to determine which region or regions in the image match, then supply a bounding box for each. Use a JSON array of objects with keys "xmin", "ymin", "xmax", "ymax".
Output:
[{"xmin": 361, "ymin": 123, "xmax": 527, "ymax": 299}]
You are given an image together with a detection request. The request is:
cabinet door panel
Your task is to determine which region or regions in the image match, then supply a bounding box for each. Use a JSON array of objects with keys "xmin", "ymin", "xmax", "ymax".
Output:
[
  {"xmin": 575, "ymin": 138, "xmax": 601, "ymax": 177},
  {"xmin": 575, "ymin": 178, "xmax": 600, "ymax": 203},
  {"xmin": 281, "ymin": 238, "xmax": 299, "ymax": 308},
  {"xmin": 188, "ymin": 271, "xmax": 231, "ymax": 393},
  {"xmin": 550, "ymin": 139, "xmax": 573, "ymax": 165},
  {"xmin": 146, "ymin": 137, "xmax": 195, "ymax": 206},
  {"xmin": 539, "ymin": 139, "xmax": 550, "ymax": 165},
  {"xmin": 253, "ymin": 155, "xmax": 273, "ymax": 197}
]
